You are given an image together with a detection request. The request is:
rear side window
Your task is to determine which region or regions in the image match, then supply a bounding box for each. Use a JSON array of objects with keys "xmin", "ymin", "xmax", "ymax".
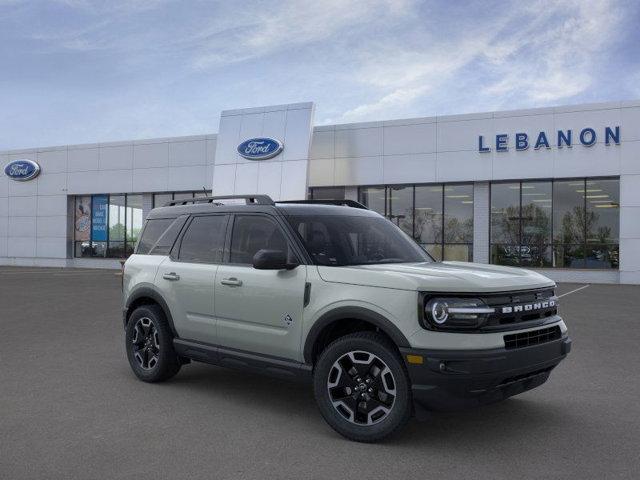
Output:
[
  {"xmin": 136, "ymin": 218, "xmax": 174, "ymax": 254},
  {"xmin": 178, "ymin": 215, "xmax": 227, "ymax": 263}
]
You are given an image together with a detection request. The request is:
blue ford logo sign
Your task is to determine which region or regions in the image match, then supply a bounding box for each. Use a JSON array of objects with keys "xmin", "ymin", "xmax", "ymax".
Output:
[
  {"xmin": 237, "ymin": 137, "xmax": 283, "ymax": 160},
  {"xmin": 4, "ymin": 159, "xmax": 41, "ymax": 181}
]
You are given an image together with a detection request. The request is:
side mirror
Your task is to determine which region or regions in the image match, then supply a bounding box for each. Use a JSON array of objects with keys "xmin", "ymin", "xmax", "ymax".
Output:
[{"xmin": 252, "ymin": 249, "xmax": 299, "ymax": 270}]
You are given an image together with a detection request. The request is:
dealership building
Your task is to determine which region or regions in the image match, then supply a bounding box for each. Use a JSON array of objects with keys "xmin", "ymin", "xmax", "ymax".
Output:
[{"xmin": 1, "ymin": 100, "xmax": 639, "ymax": 284}]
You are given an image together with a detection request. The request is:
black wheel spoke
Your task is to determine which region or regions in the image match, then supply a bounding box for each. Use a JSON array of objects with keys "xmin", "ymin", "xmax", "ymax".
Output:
[{"xmin": 130, "ymin": 317, "xmax": 160, "ymax": 371}]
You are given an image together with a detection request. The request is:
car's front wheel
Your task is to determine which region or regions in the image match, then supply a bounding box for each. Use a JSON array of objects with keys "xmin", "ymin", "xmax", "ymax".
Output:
[
  {"xmin": 125, "ymin": 304, "xmax": 181, "ymax": 383},
  {"xmin": 313, "ymin": 332, "xmax": 412, "ymax": 442}
]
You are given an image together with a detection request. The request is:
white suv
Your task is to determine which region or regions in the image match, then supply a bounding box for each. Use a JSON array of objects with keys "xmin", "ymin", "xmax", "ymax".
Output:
[{"xmin": 122, "ymin": 195, "xmax": 571, "ymax": 442}]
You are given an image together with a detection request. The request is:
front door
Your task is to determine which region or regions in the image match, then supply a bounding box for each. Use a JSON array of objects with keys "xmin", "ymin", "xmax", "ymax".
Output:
[
  {"xmin": 214, "ymin": 214, "xmax": 307, "ymax": 361},
  {"xmin": 156, "ymin": 214, "xmax": 229, "ymax": 345}
]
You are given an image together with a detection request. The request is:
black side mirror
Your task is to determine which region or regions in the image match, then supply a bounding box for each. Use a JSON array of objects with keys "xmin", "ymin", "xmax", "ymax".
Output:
[{"xmin": 252, "ymin": 249, "xmax": 299, "ymax": 270}]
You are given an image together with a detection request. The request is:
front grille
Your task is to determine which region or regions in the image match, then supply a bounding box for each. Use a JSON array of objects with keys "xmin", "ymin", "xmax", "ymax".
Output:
[
  {"xmin": 504, "ymin": 325, "xmax": 561, "ymax": 349},
  {"xmin": 481, "ymin": 288, "xmax": 558, "ymax": 330}
]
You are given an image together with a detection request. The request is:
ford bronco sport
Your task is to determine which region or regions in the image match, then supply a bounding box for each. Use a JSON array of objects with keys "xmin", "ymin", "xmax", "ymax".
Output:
[{"xmin": 122, "ymin": 195, "xmax": 571, "ymax": 442}]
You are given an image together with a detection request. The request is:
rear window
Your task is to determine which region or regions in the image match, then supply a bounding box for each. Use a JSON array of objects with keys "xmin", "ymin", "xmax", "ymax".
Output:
[{"xmin": 136, "ymin": 216, "xmax": 187, "ymax": 255}]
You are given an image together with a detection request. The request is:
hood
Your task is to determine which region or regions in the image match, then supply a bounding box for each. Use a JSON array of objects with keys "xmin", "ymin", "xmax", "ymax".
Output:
[{"xmin": 317, "ymin": 261, "xmax": 555, "ymax": 293}]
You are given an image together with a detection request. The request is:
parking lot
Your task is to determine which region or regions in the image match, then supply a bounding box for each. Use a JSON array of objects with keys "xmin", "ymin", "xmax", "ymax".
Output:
[{"xmin": 0, "ymin": 267, "xmax": 639, "ymax": 479}]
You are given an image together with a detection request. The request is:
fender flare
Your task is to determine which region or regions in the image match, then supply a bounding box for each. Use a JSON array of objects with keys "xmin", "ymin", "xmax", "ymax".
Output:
[
  {"xmin": 124, "ymin": 286, "xmax": 178, "ymax": 337},
  {"xmin": 303, "ymin": 306, "xmax": 411, "ymax": 363}
]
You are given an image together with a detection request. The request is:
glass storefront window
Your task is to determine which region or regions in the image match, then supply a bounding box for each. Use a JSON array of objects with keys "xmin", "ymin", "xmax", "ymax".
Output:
[
  {"xmin": 360, "ymin": 183, "xmax": 473, "ymax": 262},
  {"xmin": 153, "ymin": 191, "xmax": 212, "ymax": 207},
  {"xmin": 492, "ymin": 178, "xmax": 619, "ymax": 269},
  {"xmin": 309, "ymin": 187, "xmax": 346, "ymax": 200},
  {"xmin": 126, "ymin": 194, "xmax": 143, "ymax": 255},
  {"xmin": 73, "ymin": 193, "xmax": 146, "ymax": 259},
  {"xmin": 444, "ymin": 184, "xmax": 473, "ymax": 262},
  {"xmin": 359, "ymin": 187, "xmax": 386, "ymax": 215},
  {"xmin": 387, "ymin": 186, "xmax": 413, "ymax": 237}
]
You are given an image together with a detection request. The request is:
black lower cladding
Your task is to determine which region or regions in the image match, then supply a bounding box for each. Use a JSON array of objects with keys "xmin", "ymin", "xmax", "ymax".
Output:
[{"xmin": 400, "ymin": 334, "xmax": 571, "ymax": 411}]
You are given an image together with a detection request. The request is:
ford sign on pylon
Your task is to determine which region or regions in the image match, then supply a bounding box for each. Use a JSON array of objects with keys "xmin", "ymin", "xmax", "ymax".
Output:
[{"xmin": 237, "ymin": 138, "xmax": 283, "ymax": 160}]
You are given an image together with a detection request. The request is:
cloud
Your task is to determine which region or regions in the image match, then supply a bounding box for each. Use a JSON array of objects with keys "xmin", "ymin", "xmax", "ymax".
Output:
[{"xmin": 334, "ymin": 0, "xmax": 626, "ymax": 122}]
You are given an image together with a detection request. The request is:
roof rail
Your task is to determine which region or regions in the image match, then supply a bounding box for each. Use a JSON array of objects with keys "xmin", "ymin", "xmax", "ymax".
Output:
[
  {"xmin": 276, "ymin": 199, "xmax": 368, "ymax": 210},
  {"xmin": 164, "ymin": 194, "xmax": 275, "ymax": 207}
]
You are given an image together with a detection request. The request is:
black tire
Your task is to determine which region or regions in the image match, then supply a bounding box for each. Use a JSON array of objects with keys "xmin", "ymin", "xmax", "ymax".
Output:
[
  {"xmin": 125, "ymin": 304, "xmax": 181, "ymax": 383},
  {"xmin": 313, "ymin": 332, "xmax": 412, "ymax": 442}
]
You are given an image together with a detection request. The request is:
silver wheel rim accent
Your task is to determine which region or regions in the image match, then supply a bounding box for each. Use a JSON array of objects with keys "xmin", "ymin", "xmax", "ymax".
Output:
[
  {"xmin": 131, "ymin": 317, "xmax": 160, "ymax": 370},
  {"xmin": 326, "ymin": 350, "xmax": 396, "ymax": 426}
]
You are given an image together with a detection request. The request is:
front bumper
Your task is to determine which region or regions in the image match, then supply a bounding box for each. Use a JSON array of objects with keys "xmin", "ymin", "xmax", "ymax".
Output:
[{"xmin": 400, "ymin": 335, "xmax": 571, "ymax": 411}]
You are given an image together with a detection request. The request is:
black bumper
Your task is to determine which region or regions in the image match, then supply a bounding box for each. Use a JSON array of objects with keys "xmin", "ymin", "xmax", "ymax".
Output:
[{"xmin": 400, "ymin": 335, "xmax": 571, "ymax": 411}]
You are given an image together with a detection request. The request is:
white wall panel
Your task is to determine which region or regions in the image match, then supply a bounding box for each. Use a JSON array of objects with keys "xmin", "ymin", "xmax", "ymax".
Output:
[
  {"xmin": 383, "ymin": 153, "xmax": 436, "ymax": 185},
  {"xmin": 282, "ymin": 107, "xmax": 315, "ymax": 162},
  {"xmin": 234, "ymin": 162, "xmax": 259, "ymax": 193},
  {"xmin": 37, "ymin": 216, "xmax": 67, "ymax": 237},
  {"xmin": 308, "ymin": 158, "xmax": 335, "ymax": 186},
  {"xmin": 620, "ymin": 107, "xmax": 640, "ymax": 142},
  {"xmin": 168, "ymin": 165, "xmax": 208, "ymax": 191},
  {"xmin": 68, "ymin": 147, "xmax": 99, "ymax": 171},
  {"xmin": 335, "ymin": 127, "xmax": 382, "ymax": 158},
  {"xmin": 8, "ymin": 237, "xmax": 36, "ymax": 257},
  {"xmin": 8, "ymin": 196, "xmax": 37, "ymax": 217},
  {"xmin": 309, "ymin": 130, "xmax": 334, "ymax": 160},
  {"xmin": 257, "ymin": 162, "xmax": 282, "ymax": 199},
  {"xmin": 620, "ymin": 140, "xmax": 640, "ymax": 175},
  {"xmin": 97, "ymin": 169, "xmax": 133, "ymax": 193},
  {"xmin": 8, "ymin": 217, "xmax": 36, "ymax": 237},
  {"xmin": 335, "ymin": 156, "xmax": 383, "ymax": 186},
  {"xmin": 36, "ymin": 237, "xmax": 67, "ymax": 258},
  {"xmin": 99, "ymin": 144, "xmax": 133, "ymax": 170},
  {"xmin": 37, "ymin": 173, "xmax": 67, "ymax": 195},
  {"xmin": 134, "ymin": 142, "xmax": 169, "ymax": 169},
  {"xmin": 437, "ymin": 151, "xmax": 492, "ymax": 182},
  {"xmin": 67, "ymin": 171, "xmax": 102, "ymax": 195},
  {"xmin": 0, "ymin": 198, "xmax": 7, "ymax": 217},
  {"xmin": 383, "ymin": 123, "xmax": 436, "ymax": 155},
  {"xmin": 37, "ymin": 195, "xmax": 67, "ymax": 217},
  {"xmin": 280, "ymin": 160, "xmax": 309, "ymax": 200},
  {"xmin": 37, "ymin": 149, "xmax": 68, "ymax": 173},
  {"xmin": 133, "ymin": 167, "xmax": 169, "ymax": 192},
  {"xmin": 212, "ymin": 164, "xmax": 236, "ymax": 195},
  {"xmin": 169, "ymin": 140, "xmax": 206, "ymax": 167}
]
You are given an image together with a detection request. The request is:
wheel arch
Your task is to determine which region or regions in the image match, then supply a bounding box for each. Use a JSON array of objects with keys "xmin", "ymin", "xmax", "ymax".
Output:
[
  {"xmin": 303, "ymin": 306, "xmax": 411, "ymax": 364},
  {"xmin": 124, "ymin": 287, "xmax": 178, "ymax": 337}
]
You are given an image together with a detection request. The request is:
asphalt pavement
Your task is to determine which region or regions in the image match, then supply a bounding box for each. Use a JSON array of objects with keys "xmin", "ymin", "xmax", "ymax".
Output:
[{"xmin": 0, "ymin": 267, "xmax": 639, "ymax": 479}]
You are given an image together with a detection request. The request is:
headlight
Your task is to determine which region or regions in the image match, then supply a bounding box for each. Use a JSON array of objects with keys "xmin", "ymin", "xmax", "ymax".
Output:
[{"xmin": 424, "ymin": 297, "xmax": 495, "ymax": 329}]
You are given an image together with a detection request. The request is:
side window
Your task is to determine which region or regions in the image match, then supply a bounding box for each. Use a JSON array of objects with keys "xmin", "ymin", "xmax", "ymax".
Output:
[
  {"xmin": 178, "ymin": 215, "xmax": 227, "ymax": 263},
  {"xmin": 136, "ymin": 218, "xmax": 174, "ymax": 254},
  {"xmin": 230, "ymin": 215, "xmax": 288, "ymax": 264},
  {"xmin": 150, "ymin": 215, "xmax": 188, "ymax": 255}
]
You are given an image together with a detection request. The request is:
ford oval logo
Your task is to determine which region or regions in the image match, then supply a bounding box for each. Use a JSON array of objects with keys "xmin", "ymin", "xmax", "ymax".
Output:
[
  {"xmin": 4, "ymin": 159, "xmax": 41, "ymax": 181},
  {"xmin": 237, "ymin": 137, "xmax": 283, "ymax": 160}
]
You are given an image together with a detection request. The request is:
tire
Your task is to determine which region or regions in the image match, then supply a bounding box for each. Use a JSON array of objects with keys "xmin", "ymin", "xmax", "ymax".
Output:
[
  {"xmin": 125, "ymin": 304, "xmax": 181, "ymax": 383},
  {"xmin": 313, "ymin": 332, "xmax": 412, "ymax": 442}
]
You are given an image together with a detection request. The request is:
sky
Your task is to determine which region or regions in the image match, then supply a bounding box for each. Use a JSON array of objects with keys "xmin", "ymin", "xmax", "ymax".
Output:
[{"xmin": 1, "ymin": 0, "xmax": 639, "ymax": 150}]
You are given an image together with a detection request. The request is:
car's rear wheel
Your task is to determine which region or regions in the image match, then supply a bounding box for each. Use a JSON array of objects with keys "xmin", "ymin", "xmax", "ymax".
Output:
[
  {"xmin": 313, "ymin": 332, "xmax": 412, "ymax": 442},
  {"xmin": 125, "ymin": 304, "xmax": 181, "ymax": 382}
]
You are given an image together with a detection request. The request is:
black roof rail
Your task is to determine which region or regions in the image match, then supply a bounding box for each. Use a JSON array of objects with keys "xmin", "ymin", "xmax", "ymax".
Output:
[
  {"xmin": 164, "ymin": 194, "xmax": 275, "ymax": 207},
  {"xmin": 276, "ymin": 199, "xmax": 368, "ymax": 210}
]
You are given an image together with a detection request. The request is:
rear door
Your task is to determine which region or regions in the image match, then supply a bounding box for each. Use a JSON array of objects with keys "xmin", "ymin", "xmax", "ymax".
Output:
[
  {"xmin": 214, "ymin": 214, "xmax": 307, "ymax": 361},
  {"xmin": 156, "ymin": 214, "xmax": 229, "ymax": 344}
]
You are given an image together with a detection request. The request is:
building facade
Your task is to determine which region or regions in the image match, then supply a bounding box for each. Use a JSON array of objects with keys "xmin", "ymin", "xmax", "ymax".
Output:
[{"xmin": 1, "ymin": 100, "xmax": 639, "ymax": 284}]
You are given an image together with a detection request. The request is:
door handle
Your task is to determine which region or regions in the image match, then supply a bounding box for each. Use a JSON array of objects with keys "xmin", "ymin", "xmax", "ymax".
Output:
[
  {"xmin": 220, "ymin": 277, "xmax": 242, "ymax": 287},
  {"xmin": 162, "ymin": 272, "xmax": 180, "ymax": 281}
]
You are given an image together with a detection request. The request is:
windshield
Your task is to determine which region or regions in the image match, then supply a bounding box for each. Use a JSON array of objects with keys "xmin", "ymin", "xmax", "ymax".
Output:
[{"xmin": 286, "ymin": 214, "xmax": 432, "ymax": 266}]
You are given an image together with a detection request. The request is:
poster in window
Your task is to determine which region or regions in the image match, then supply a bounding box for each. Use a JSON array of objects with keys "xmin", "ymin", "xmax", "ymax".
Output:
[
  {"xmin": 74, "ymin": 196, "xmax": 91, "ymax": 241},
  {"xmin": 91, "ymin": 195, "xmax": 108, "ymax": 242}
]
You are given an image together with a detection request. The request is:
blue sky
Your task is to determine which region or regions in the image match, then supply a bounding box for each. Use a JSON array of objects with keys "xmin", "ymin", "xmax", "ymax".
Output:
[{"xmin": 1, "ymin": 0, "xmax": 639, "ymax": 150}]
